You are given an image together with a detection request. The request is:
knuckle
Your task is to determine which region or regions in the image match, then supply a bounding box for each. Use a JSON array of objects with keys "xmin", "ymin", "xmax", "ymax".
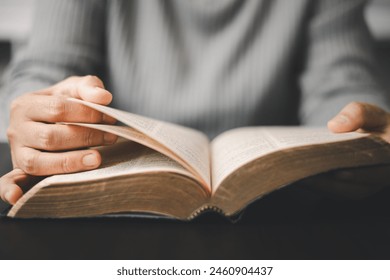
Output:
[
  {"xmin": 20, "ymin": 153, "xmax": 38, "ymax": 174},
  {"xmin": 6, "ymin": 127, "xmax": 16, "ymax": 142},
  {"xmin": 349, "ymin": 102, "xmax": 365, "ymax": 115},
  {"xmin": 89, "ymin": 111, "xmax": 103, "ymax": 123},
  {"xmin": 84, "ymin": 130, "xmax": 96, "ymax": 146},
  {"xmin": 348, "ymin": 102, "xmax": 366, "ymax": 126},
  {"xmin": 47, "ymin": 98, "xmax": 67, "ymax": 121},
  {"xmin": 64, "ymin": 76, "xmax": 80, "ymax": 84},
  {"xmin": 9, "ymin": 99, "xmax": 18, "ymax": 114},
  {"xmin": 38, "ymin": 128, "xmax": 56, "ymax": 150},
  {"xmin": 82, "ymin": 75, "xmax": 102, "ymax": 86},
  {"xmin": 9, "ymin": 98, "xmax": 23, "ymax": 115},
  {"xmin": 79, "ymin": 105, "xmax": 102, "ymax": 123},
  {"xmin": 61, "ymin": 156, "xmax": 74, "ymax": 173}
]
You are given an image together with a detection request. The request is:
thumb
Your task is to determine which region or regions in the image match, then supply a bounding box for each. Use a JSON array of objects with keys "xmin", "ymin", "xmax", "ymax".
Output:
[
  {"xmin": 53, "ymin": 75, "xmax": 113, "ymax": 105},
  {"xmin": 328, "ymin": 102, "xmax": 389, "ymax": 133}
]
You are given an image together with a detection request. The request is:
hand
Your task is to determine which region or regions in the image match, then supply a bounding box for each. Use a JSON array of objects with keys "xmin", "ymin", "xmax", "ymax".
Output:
[
  {"xmin": 309, "ymin": 102, "xmax": 390, "ymax": 199},
  {"xmin": 1, "ymin": 75, "xmax": 118, "ymax": 204},
  {"xmin": 328, "ymin": 101, "xmax": 390, "ymax": 141}
]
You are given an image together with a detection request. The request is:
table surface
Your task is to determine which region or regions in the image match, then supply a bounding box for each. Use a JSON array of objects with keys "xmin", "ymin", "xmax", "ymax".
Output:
[{"xmin": 1, "ymin": 142, "xmax": 390, "ymax": 260}]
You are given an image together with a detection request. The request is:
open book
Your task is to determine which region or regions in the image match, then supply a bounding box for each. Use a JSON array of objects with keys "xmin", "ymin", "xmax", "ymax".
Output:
[{"xmin": 7, "ymin": 99, "xmax": 390, "ymax": 219}]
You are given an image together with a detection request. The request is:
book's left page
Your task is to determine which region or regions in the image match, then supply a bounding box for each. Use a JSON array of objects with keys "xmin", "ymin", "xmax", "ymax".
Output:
[{"xmin": 8, "ymin": 141, "xmax": 208, "ymax": 218}]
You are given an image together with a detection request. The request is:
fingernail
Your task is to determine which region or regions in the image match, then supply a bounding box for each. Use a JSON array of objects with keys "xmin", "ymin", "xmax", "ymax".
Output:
[
  {"xmin": 5, "ymin": 191, "xmax": 13, "ymax": 204},
  {"xmin": 104, "ymin": 133, "xmax": 117, "ymax": 145},
  {"xmin": 82, "ymin": 153, "xmax": 99, "ymax": 167},
  {"xmin": 332, "ymin": 114, "xmax": 349, "ymax": 125}
]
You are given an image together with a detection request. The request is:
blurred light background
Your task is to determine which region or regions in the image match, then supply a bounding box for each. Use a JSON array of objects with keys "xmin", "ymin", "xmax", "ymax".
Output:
[{"xmin": 0, "ymin": 0, "xmax": 389, "ymax": 141}]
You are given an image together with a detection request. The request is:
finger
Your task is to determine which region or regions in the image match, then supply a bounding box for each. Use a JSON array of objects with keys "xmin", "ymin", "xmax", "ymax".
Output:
[
  {"xmin": 15, "ymin": 146, "xmax": 102, "ymax": 176},
  {"xmin": 55, "ymin": 76, "xmax": 113, "ymax": 105},
  {"xmin": 102, "ymin": 114, "xmax": 117, "ymax": 124},
  {"xmin": 15, "ymin": 122, "xmax": 117, "ymax": 151},
  {"xmin": 14, "ymin": 94, "xmax": 116, "ymax": 124},
  {"xmin": 0, "ymin": 169, "xmax": 27, "ymax": 204},
  {"xmin": 328, "ymin": 102, "xmax": 389, "ymax": 133}
]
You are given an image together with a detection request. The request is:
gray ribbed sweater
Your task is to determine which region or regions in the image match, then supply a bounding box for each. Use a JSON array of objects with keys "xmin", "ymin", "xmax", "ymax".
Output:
[{"xmin": 2, "ymin": 0, "xmax": 389, "ymax": 139}]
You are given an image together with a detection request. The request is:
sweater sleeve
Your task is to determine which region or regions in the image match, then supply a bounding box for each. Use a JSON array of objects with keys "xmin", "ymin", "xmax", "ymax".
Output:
[
  {"xmin": 0, "ymin": 0, "xmax": 106, "ymax": 140},
  {"xmin": 299, "ymin": 0, "xmax": 390, "ymax": 126}
]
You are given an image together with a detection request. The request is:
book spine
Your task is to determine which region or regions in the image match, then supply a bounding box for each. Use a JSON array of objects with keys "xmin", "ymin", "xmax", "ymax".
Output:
[{"xmin": 188, "ymin": 204, "xmax": 225, "ymax": 220}]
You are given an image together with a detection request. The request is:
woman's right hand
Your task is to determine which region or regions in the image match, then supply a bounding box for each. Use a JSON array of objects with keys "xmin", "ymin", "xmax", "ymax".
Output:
[{"xmin": 1, "ymin": 75, "xmax": 118, "ymax": 204}]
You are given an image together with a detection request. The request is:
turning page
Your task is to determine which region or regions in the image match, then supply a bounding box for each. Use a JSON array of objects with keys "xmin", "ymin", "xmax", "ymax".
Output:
[
  {"xmin": 69, "ymin": 123, "xmax": 198, "ymax": 182},
  {"xmin": 69, "ymin": 98, "xmax": 211, "ymax": 191}
]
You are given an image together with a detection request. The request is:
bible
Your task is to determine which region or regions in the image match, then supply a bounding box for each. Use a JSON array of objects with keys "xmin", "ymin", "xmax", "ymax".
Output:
[{"xmin": 7, "ymin": 99, "xmax": 390, "ymax": 219}]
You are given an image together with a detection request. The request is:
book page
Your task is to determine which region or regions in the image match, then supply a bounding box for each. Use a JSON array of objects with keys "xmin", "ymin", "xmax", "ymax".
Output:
[
  {"xmin": 211, "ymin": 127, "xmax": 367, "ymax": 192},
  {"xmin": 68, "ymin": 123, "xmax": 195, "ymax": 179},
  {"xmin": 10, "ymin": 141, "xmax": 200, "ymax": 215},
  {"xmin": 41, "ymin": 140, "xmax": 197, "ymax": 187},
  {"xmin": 69, "ymin": 98, "xmax": 211, "ymax": 191},
  {"xmin": 261, "ymin": 127, "xmax": 367, "ymax": 148}
]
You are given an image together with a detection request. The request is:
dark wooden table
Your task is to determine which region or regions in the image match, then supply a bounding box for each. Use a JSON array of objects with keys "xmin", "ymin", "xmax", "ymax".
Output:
[{"xmin": 1, "ymin": 142, "xmax": 390, "ymax": 259}]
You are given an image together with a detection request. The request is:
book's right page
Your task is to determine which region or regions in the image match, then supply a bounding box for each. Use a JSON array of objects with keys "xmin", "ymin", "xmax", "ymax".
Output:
[
  {"xmin": 211, "ymin": 127, "xmax": 378, "ymax": 193},
  {"xmin": 210, "ymin": 126, "xmax": 390, "ymax": 216}
]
